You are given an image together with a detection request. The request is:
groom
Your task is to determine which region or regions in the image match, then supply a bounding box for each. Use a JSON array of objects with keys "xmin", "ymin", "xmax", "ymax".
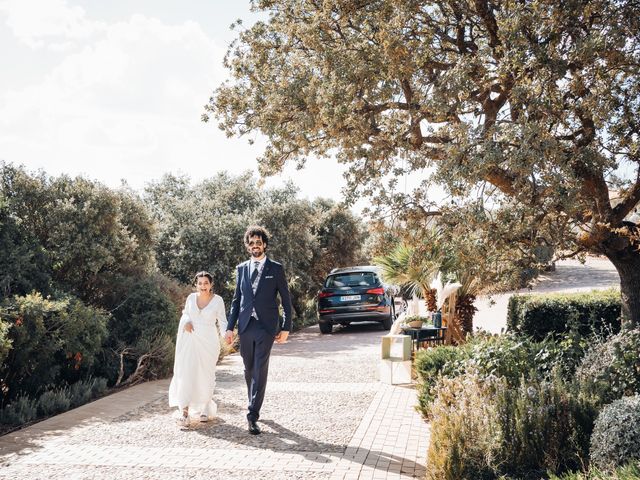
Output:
[{"xmin": 225, "ymin": 225, "xmax": 292, "ymax": 435}]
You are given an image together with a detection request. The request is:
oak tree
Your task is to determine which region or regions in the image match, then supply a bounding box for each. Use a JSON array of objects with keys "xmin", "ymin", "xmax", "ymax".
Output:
[{"xmin": 208, "ymin": 0, "xmax": 640, "ymax": 326}]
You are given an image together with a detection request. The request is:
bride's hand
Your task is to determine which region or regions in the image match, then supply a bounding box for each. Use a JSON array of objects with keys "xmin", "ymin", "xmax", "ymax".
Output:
[{"xmin": 184, "ymin": 322, "xmax": 194, "ymax": 333}]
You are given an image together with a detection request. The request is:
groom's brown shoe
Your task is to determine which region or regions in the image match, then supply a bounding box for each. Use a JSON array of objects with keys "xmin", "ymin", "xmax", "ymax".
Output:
[{"xmin": 248, "ymin": 419, "xmax": 261, "ymax": 435}]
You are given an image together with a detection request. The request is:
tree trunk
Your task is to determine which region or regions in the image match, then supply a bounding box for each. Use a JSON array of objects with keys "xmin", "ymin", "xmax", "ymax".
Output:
[
  {"xmin": 455, "ymin": 293, "xmax": 477, "ymax": 335},
  {"xmin": 604, "ymin": 247, "xmax": 640, "ymax": 329}
]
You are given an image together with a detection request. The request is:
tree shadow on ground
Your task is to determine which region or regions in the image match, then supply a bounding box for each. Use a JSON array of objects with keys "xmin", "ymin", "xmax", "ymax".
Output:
[{"xmin": 193, "ymin": 416, "xmax": 425, "ymax": 476}]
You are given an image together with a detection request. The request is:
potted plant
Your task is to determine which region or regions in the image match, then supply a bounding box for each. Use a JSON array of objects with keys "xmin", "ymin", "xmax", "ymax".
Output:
[{"xmin": 404, "ymin": 315, "xmax": 428, "ymax": 329}]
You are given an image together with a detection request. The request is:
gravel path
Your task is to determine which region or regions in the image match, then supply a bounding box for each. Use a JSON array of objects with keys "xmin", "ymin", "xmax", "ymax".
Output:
[{"xmin": 1, "ymin": 322, "xmax": 430, "ymax": 479}]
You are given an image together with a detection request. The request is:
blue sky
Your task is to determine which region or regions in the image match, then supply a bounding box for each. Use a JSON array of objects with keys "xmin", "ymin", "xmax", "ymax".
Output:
[{"xmin": 0, "ymin": 0, "xmax": 351, "ymax": 200}]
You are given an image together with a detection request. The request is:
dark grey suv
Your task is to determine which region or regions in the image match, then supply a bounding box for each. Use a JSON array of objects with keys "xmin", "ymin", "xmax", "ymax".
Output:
[{"xmin": 317, "ymin": 266, "xmax": 396, "ymax": 334}]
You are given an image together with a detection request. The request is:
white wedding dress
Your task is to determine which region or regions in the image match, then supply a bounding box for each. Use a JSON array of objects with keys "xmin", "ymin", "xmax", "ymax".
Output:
[{"xmin": 168, "ymin": 293, "xmax": 227, "ymax": 419}]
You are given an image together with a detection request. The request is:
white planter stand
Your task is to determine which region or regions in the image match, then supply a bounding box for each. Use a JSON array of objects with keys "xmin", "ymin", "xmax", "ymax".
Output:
[{"xmin": 379, "ymin": 334, "xmax": 412, "ymax": 384}]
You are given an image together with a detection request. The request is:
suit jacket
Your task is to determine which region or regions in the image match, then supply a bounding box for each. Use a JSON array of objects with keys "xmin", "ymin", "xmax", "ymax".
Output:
[{"xmin": 227, "ymin": 257, "xmax": 293, "ymax": 336}]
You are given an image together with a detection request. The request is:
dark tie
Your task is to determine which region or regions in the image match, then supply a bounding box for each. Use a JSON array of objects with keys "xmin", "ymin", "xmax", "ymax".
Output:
[{"xmin": 250, "ymin": 261, "xmax": 260, "ymax": 283}]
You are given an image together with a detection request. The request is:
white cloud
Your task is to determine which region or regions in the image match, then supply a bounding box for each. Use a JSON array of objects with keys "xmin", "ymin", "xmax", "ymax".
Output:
[
  {"xmin": 0, "ymin": 10, "xmax": 235, "ymax": 187},
  {"xmin": 0, "ymin": 1, "xmax": 350, "ymax": 202},
  {"xmin": 0, "ymin": 0, "xmax": 105, "ymax": 49}
]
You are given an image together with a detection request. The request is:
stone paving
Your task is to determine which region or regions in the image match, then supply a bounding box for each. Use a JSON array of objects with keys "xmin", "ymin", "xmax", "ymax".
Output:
[{"xmin": 0, "ymin": 323, "xmax": 429, "ymax": 479}]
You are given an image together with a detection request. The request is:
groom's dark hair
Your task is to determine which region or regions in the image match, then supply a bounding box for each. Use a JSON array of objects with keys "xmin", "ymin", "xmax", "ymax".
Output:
[{"xmin": 244, "ymin": 225, "xmax": 270, "ymax": 248}]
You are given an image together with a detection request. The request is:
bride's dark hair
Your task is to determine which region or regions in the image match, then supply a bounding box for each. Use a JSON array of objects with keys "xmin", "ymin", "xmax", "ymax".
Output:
[{"xmin": 193, "ymin": 271, "xmax": 214, "ymax": 292}]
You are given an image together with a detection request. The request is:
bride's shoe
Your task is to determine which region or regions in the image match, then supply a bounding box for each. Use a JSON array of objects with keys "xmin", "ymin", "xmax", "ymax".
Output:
[
  {"xmin": 177, "ymin": 409, "xmax": 189, "ymax": 427},
  {"xmin": 199, "ymin": 414, "xmax": 209, "ymax": 423}
]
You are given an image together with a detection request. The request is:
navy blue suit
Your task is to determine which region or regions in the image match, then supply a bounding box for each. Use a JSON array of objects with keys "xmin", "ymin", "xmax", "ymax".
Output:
[{"xmin": 227, "ymin": 257, "xmax": 292, "ymax": 421}]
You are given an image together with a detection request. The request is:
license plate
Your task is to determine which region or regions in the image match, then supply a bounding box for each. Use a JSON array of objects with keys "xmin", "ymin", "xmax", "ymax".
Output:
[{"xmin": 340, "ymin": 295, "xmax": 361, "ymax": 302}]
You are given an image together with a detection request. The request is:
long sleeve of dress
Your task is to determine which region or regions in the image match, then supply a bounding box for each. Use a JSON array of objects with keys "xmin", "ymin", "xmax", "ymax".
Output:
[
  {"xmin": 216, "ymin": 296, "xmax": 228, "ymax": 337},
  {"xmin": 176, "ymin": 294, "xmax": 192, "ymax": 337}
]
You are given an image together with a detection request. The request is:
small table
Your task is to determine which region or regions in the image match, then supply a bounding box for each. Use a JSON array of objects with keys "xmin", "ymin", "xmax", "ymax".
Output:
[{"xmin": 401, "ymin": 326, "xmax": 447, "ymax": 350}]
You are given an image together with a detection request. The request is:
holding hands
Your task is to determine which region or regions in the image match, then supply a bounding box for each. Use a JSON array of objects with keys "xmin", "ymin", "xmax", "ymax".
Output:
[
  {"xmin": 184, "ymin": 322, "xmax": 194, "ymax": 333},
  {"xmin": 275, "ymin": 331, "xmax": 289, "ymax": 344}
]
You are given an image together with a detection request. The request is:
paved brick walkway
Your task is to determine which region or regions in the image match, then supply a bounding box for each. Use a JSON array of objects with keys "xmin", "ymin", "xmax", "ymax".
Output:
[{"xmin": 0, "ymin": 324, "xmax": 429, "ymax": 479}]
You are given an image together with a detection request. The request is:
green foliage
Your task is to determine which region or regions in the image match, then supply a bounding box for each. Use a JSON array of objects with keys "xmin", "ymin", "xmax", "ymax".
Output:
[
  {"xmin": 375, "ymin": 229, "xmax": 447, "ymax": 298},
  {"xmin": 0, "ymin": 163, "xmax": 156, "ymax": 305},
  {"xmin": 590, "ymin": 396, "xmax": 640, "ymax": 472},
  {"xmin": 414, "ymin": 344, "xmax": 468, "ymax": 417},
  {"xmin": 0, "ymin": 195, "xmax": 51, "ymax": 300},
  {"xmin": 507, "ymin": 290, "xmax": 622, "ymax": 341},
  {"xmin": 464, "ymin": 333, "xmax": 542, "ymax": 385},
  {"xmin": 144, "ymin": 172, "xmax": 365, "ymax": 329},
  {"xmin": 67, "ymin": 377, "xmax": 108, "ymax": 407},
  {"xmin": 492, "ymin": 376, "xmax": 594, "ymax": 478},
  {"xmin": 210, "ymin": 0, "xmax": 640, "ymax": 326},
  {"xmin": 427, "ymin": 373, "xmax": 502, "ymax": 480},
  {"xmin": 576, "ymin": 328, "xmax": 640, "ymax": 407},
  {"xmin": 96, "ymin": 275, "xmax": 182, "ymax": 384},
  {"xmin": 0, "ymin": 293, "xmax": 109, "ymax": 401},
  {"xmin": 427, "ymin": 372, "xmax": 594, "ymax": 479},
  {"xmin": 0, "ymin": 395, "xmax": 37, "ymax": 427},
  {"xmin": 0, "ymin": 319, "xmax": 11, "ymax": 365},
  {"xmin": 36, "ymin": 387, "xmax": 71, "ymax": 417},
  {"xmin": 550, "ymin": 461, "xmax": 640, "ymax": 480}
]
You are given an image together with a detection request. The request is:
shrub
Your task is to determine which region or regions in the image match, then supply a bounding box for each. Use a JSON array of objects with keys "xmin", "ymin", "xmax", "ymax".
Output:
[
  {"xmin": 36, "ymin": 387, "xmax": 71, "ymax": 416},
  {"xmin": 90, "ymin": 377, "xmax": 108, "ymax": 397},
  {"xmin": 427, "ymin": 371, "xmax": 595, "ymax": 479},
  {"xmin": 507, "ymin": 289, "xmax": 621, "ymax": 341},
  {"xmin": 0, "ymin": 318, "xmax": 11, "ymax": 365},
  {"xmin": 549, "ymin": 461, "xmax": 640, "ymax": 479},
  {"xmin": 68, "ymin": 378, "xmax": 103, "ymax": 407},
  {"xmin": 492, "ymin": 375, "xmax": 594, "ymax": 478},
  {"xmin": 535, "ymin": 330, "xmax": 592, "ymax": 380},
  {"xmin": 0, "ymin": 395, "xmax": 37, "ymax": 427},
  {"xmin": 590, "ymin": 396, "xmax": 640, "ymax": 471},
  {"xmin": 97, "ymin": 276, "xmax": 180, "ymax": 384},
  {"xmin": 415, "ymin": 333, "xmax": 583, "ymax": 418},
  {"xmin": 426, "ymin": 373, "xmax": 499, "ymax": 480},
  {"xmin": 576, "ymin": 328, "xmax": 640, "ymax": 407},
  {"xmin": 414, "ymin": 345, "xmax": 468, "ymax": 417},
  {"xmin": 0, "ymin": 292, "xmax": 109, "ymax": 401},
  {"xmin": 464, "ymin": 333, "xmax": 541, "ymax": 386}
]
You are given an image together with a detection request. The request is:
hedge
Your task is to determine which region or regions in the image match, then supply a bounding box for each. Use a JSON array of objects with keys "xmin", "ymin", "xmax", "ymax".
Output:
[{"xmin": 506, "ymin": 289, "xmax": 621, "ymax": 340}]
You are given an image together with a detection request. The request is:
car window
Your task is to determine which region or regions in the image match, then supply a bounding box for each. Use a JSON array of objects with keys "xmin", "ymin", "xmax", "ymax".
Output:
[{"xmin": 325, "ymin": 272, "xmax": 378, "ymax": 288}]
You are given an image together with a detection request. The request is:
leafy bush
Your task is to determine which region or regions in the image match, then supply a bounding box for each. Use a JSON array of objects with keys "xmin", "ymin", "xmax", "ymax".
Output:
[
  {"xmin": 534, "ymin": 330, "xmax": 593, "ymax": 380},
  {"xmin": 415, "ymin": 333, "xmax": 585, "ymax": 417},
  {"xmin": 550, "ymin": 461, "xmax": 640, "ymax": 479},
  {"xmin": 36, "ymin": 388, "xmax": 71, "ymax": 416},
  {"xmin": 426, "ymin": 373, "xmax": 499, "ymax": 480},
  {"xmin": 576, "ymin": 328, "xmax": 640, "ymax": 407},
  {"xmin": 68, "ymin": 377, "xmax": 108, "ymax": 407},
  {"xmin": 507, "ymin": 289, "xmax": 621, "ymax": 341},
  {"xmin": 0, "ymin": 293, "xmax": 109, "ymax": 400},
  {"xmin": 414, "ymin": 345, "xmax": 468, "ymax": 416},
  {"xmin": 0, "ymin": 318, "xmax": 11, "ymax": 365},
  {"xmin": 0, "ymin": 395, "xmax": 37, "ymax": 427},
  {"xmin": 590, "ymin": 396, "xmax": 640, "ymax": 471},
  {"xmin": 465, "ymin": 333, "xmax": 541, "ymax": 385},
  {"xmin": 492, "ymin": 375, "xmax": 594, "ymax": 478},
  {"xmin": 427, "ymin": 371, "xmax": 595, "ymax": 479},
  {"xmin": 96, "ymin": 276, "xmax": 180, "ymax": 384}
]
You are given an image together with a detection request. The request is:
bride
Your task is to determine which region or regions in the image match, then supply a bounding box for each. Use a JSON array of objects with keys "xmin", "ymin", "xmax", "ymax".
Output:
[{"xmin": 169, "ymin": 271, "xmax": 227, "ymax": 426}]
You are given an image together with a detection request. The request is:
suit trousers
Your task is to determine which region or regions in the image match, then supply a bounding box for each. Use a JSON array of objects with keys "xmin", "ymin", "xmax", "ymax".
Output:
[{"xmin": 239, "ymin": 316, "xmax": 275, "ymax": 421}]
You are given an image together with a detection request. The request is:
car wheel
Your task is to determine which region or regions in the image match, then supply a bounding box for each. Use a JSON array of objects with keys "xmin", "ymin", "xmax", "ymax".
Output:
[
  {"xmin": 382, "ymin": 304, "xmax": 395, "ymax": 330},
  {"xmin": 319, "ymin": 322, "xmax": 333, "ymax": 334}
]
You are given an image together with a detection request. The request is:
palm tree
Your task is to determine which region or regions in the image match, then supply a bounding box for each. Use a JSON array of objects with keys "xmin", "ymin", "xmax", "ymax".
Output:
[{"xmin": 374, "ymin": 231, "xmax": 446, "ymax": 312}]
